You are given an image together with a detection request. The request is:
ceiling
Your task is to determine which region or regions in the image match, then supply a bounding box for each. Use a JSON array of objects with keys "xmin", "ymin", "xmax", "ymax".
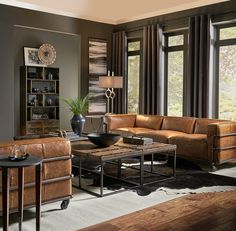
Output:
[{"xmin": 0, "ymin": 0, "xmax": 229, "ymax": 24}]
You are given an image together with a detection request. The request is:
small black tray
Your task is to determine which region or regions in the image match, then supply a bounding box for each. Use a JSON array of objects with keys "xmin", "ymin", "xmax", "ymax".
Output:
[{"xmin": 8, "ymin": 153, "xmax": 29, "ymax": 161}]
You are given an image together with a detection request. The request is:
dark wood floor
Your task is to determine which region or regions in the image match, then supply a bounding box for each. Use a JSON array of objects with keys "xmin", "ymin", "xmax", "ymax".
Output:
[{"xmin": 80, "ymin": 191, "xmax": 236, "ymax": 231}]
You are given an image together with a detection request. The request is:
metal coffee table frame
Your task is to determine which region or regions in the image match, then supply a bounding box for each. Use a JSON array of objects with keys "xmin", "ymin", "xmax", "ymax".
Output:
[{"xmin": 72, "ymin": 141, "xmax": 176, "ymax": 197}]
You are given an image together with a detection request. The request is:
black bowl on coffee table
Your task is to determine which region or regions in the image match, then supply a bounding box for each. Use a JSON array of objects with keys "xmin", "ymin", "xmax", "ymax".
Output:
[{"xmin": 87, "ymin": 133, "xmax": 121, "ymax": 147}]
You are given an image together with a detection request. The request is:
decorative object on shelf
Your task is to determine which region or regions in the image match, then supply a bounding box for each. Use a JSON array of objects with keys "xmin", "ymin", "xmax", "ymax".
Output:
[
  {"xmin": 38, "ymin": 43, "xmax": 56, "ymax": 65},
  {"xmin": 32, "ymin": 87, "xmax": 39, "ymax": 93},
  {"xmin": 47, "ymin": 72, "xmax": 53, "ymax": 80},
  {"xmin": 32, "ymin": 113, "xmax": 49, "ymax": 120},
  {"xmin": 43, "ymin": 87, "xmax": 49, "ymax": 93},
  {"xmin": 28, "ymin": 102, "xmax": 35, "ymax": 106},
  {"xmin": 46, "ymin": 98, "xmax": 53, "ymax": 106},
  {"xmin": 61, "ymin": 95, "xmax": 90, "ymax": 136},
  {"xmin": 99, "ymin": 70, "xmax": 123, "ymax": 113},
  {"xmin": 87, "ymin": 133, "xmax": 120, "ymax": 147},
  {"xmin": 89, "ymin": 39, "xmax": 107, "ymax": 75},
  {"xmin": 24, "ymin": 47, "xmax": 46, "ymax": 67}
]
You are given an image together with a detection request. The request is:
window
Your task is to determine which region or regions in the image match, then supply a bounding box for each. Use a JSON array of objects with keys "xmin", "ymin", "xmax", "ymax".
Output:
[
  {"xmin": 216, "ymin": 24, "xmax": 236, "ymax": 120},
  {"xmin": 164, "ymin": 31, "xmax": 187, "ymax": 116},
  {"xmin": 127, "ymin": 39, "xmax": 141, "ymax": 113}
]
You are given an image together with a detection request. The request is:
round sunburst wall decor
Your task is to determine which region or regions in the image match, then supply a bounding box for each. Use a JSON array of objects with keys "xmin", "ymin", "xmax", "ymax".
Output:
[{"xmin": 38, "ymin": 43, "xmax": 56, "ymax": 65}]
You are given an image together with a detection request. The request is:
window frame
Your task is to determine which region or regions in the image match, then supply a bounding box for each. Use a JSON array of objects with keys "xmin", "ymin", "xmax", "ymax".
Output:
[
  {"xmin": 163, "ymin": 30, "xmax": 188, "ymax": 116},
  {"xmin": 214, "ymin": 23, "xmax": 236, "ymax": 118},
  {"xmin": 127, "ymin": 37, "xmax": 142, "ymax": 113}
]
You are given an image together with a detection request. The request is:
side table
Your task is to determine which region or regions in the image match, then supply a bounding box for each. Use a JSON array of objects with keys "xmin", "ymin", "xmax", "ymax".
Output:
[
  {"xmin": 0, "ymin": 155, "xmax": 42, "ymax": 231},
  {"xmin": 85, "ymin": 115, "xmax": 105, "ymax": 133}
]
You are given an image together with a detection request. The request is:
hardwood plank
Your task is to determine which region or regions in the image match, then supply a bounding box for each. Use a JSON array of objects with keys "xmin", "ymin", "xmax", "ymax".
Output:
[{"xmin": 80, "ymin": 191, "xmax": 236, "ymax": 231}]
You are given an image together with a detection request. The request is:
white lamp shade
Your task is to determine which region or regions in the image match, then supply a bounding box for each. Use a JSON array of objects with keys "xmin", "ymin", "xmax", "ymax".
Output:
[{"xmin": 99, "ymin": 76, "xmax": 123, "ymax": 88}]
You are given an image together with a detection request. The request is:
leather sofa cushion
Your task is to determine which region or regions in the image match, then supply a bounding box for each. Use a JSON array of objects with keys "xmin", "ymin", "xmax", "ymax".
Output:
[
  {"xmin": 169, "ymin": 134, "xmax": 208, "ymax": 160},
  {"xmin": 107, "ymin": 114, "xmax": 136, "ymax": 131},
  {"xmin": 194, "ymin": 118, "xmax": 225, "ymax": 134},
  {"xmin": 0, "ymin": 137, "xmax": 71, "ymax": 188},
  {"xmin": 0, "ymin": 137, "xmax": 67, "ymax": 147},
  {"xmin": 0, "ymin": 137, "xmax": 70, "ymax": 158},
  {"xmin": 111, "ymin": 127, "xmax": 156, "ymax": 137},
  {"xmin": 135, "ymin": 115, "xmax": 163, "ymax": 130},
  {"xmin": 161, "ymin": 116, "xmax": 196, "ymax": 134},
  {"xmin": 136, "ymin": 130, "xmax": 187, "ymax": 143}
]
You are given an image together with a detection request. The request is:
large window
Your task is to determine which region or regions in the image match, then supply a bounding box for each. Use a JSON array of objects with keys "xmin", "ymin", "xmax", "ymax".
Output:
[
  {"xmin": 127, "ymin": 39, "xmax": 141, "ymax": 113},
  {"xmin": 164, "ymin": 32, "xmax": 187, "ymax": 116},
  {"xmin": 216, "ymin": 24, "xmax": 236, "ymax": 120}
]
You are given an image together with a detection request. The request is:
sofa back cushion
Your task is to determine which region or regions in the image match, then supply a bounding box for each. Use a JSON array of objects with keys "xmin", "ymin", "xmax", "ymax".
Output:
[
  {"xmin": 135, "ymin": 115, "xmax": 163, "ymax": 130},
  {"xmin": 107, "ymin": 114, "xmax": 136, "ymax": 131},
  {"xmin": 0, "ymin": 137, "xmax": 71, "ymax": 158},
  {"xmin": 161, "ymin": 116, "xmax": 196, "ymax": 134},
  {"xmin": 194, "ymin": 118, "xmax": 226, "ymax": 134}
]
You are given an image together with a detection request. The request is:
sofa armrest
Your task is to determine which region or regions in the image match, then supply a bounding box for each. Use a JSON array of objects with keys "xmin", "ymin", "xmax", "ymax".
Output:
[
  {"xmin": 208, "ymin": 122, "xmax": 236, "ymax": 164},
  {"xmin": 105, "ymin": 114, "xmax": 137, "ymax": 132}
]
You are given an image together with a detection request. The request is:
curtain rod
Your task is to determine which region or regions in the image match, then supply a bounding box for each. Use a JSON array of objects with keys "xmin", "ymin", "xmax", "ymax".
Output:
[
  {"xmin": 212, "ymin": 18, "xmax": 236, "ymax": 26},
  {"xmin": 163, "ymin": 27, "xmax": 189, "ymax": 34},
  {"xmin": 115, "ymin": 25, "xmax": 189, "ymax": 34}
]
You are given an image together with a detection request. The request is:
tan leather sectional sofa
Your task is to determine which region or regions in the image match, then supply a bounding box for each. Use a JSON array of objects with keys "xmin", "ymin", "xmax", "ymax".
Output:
[
  {"xmin": 106, "ymin": 114, "xmax": 236, "ymax": 168},
  {"xmin": 0, "ymin": 137, "xmax": 72, "ymax": 213}
]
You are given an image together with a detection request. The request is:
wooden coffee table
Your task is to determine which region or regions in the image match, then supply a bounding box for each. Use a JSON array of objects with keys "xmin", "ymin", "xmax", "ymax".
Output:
[{"xmin": 71, "ymin": 140, "xmax": 176, "ymax": 197}]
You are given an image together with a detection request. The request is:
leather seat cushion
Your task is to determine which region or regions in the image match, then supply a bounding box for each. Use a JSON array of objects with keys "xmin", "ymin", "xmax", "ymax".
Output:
[
  {"xmin": 169, "ymin": 134, "xmax": 208, "ymax": 160},
  {"xmin": 111, "ymin": 127, "xmax": 156, "ymax": 137},
  {"xmin": 136, "ymin": 130, "xmax": 187, "ymax": 143}
]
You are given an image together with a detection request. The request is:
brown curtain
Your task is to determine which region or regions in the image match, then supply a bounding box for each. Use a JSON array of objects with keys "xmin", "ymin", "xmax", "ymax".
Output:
[
  {"xmin": 185, "ymin": 15, "xmax": 211, "ymax": 118},
  {"xmin": 112, "ymin": 31, "xmax": 127, "ymax": 114},
  {"xmin": 141, "ymin": 25, "xmax": 163, "ymax": 115}
]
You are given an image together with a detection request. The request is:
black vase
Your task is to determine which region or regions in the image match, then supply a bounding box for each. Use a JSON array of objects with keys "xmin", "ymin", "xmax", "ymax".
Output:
[{"xmin": 71, "ymin": 114, "xmax": 85, "ymax": 136}]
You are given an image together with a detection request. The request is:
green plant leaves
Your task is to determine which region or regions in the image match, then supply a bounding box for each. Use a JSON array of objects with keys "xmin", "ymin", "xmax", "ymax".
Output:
[{"xmin": 61, "ymin": 94, "xmax": 90, "ymax": 115}]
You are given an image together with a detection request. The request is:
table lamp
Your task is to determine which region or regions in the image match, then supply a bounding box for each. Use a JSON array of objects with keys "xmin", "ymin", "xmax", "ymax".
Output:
[{"xmin": 99, "ymin": 71, "xmax": 123, "ymax": 113}]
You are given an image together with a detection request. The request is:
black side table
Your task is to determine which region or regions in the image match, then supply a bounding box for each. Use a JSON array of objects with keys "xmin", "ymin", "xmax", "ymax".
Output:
[{"xmin": 0, "ymin": 156, "xmax": 42, "ymax": 231}]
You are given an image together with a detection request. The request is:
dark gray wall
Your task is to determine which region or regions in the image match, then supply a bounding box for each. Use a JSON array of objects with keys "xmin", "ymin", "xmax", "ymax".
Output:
[
  {"xmin": 0, "ymin": 4, "xmax": 114, "ymax": 140},
  {"xmin": 14, "ymin": 26, "xmax": 80, "ymax": 133},
  {"xmin": 0, "ymin": 22, "xmax": 14, "ymax": 140}
]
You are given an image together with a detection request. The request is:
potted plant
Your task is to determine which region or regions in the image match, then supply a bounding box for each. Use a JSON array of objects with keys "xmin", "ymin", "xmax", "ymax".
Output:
[{"xmin": 61, "ymin": 94, "xmax": 90, "ymax": 136}]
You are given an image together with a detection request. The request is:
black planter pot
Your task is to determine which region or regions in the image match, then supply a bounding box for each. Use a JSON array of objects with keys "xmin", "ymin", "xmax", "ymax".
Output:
[{"xmin": 71, "ymin": 114, "xmax": 85, "ymax": 136}]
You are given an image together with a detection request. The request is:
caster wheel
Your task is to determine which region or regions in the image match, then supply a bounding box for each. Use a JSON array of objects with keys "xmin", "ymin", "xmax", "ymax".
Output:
[{"xmin": 60, "ymin": 199, "xmax": 70, "ymax": 210}]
